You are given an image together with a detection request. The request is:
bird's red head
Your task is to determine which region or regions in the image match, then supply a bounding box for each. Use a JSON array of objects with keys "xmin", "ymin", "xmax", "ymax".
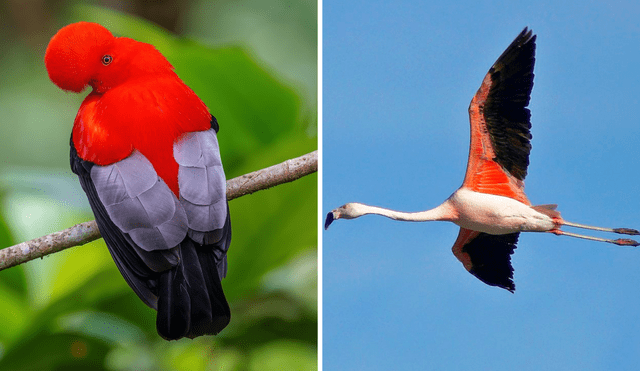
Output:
[{"xmin": 45, "ymin": 22, "xmax": 174, "ymax": 93}]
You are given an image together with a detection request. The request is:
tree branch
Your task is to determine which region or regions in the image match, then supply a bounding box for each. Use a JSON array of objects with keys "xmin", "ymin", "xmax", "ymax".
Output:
[{"xmin": 0, "ymin": 150, "xmax": 317, "ymax": 271}]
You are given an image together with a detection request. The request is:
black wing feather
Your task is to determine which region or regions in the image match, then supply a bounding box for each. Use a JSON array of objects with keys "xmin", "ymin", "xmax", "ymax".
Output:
[
  {"xmin": 463, "ymin": 232, "xmax": 519, "ymax": 292},
  {"xmin": 484, "ymin": 28, "xmax": 536, "ymax": 181}
]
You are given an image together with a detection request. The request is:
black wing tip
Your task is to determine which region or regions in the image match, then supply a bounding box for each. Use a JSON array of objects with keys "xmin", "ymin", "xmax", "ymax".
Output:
[
  {"xmin": 515, "ymin": 27, "xmax": 536, "ymax": 48},
  {"xmin": 492, "ymin": 27, "xmax": 537, "ymax": 71},
  {"xmin": 519, "ymin": 27, "xmax": 535, "ymax": 41},
  {"xmin": 503, "ymin": 280, "xmax": 516, "ymax": 293},
  {"xmin": 324, "ymin": 212, "xmax": 334, "ymax": 230},
  {"xmin": 469, "ymin": 267, "xmax": 516, "ymax": 293}
]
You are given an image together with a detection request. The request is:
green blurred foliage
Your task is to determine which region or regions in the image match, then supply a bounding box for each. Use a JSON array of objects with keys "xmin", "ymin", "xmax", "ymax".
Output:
[{"xmin": 0, "ymin": 1, "xmax": 316, "ymax": 370}]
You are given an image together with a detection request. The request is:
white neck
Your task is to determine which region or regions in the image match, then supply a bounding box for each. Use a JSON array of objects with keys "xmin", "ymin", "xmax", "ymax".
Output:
[{"xmin": 347, "ymin": 201, "xmax": 455, "ymax": 223}]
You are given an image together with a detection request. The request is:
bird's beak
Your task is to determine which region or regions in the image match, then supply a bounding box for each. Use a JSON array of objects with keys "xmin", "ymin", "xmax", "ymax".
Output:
[{"xmin": 325, "ymin": 210, "xmax": 337, "ymax": 230}]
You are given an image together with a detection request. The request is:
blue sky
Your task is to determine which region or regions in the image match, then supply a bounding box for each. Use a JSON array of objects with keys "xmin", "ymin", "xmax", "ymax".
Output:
[{"xmin": 322, "ymin": 1, "xmax": 640, "ymax": 370}]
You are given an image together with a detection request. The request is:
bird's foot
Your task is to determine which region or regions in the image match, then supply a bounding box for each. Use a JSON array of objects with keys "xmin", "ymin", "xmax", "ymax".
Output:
[
  {"xmin": 612, "ymin": 238, "xmax": 640, "ymax": 247},
  {"xmin": 613, "ymin": 228, "xmax": 640, "ymax": 236}
]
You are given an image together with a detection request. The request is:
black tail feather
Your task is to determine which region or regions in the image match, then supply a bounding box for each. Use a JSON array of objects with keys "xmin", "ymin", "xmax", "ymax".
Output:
[
  {"xmin": 156, "ymin": 264, "xmax": 192, "ymax": 340},
  {"xmin": 188, "ymin": 246, "xmax": 231, "ymax": 338},
  {"xmin": 156, "ymin": 239, "xmax": 230, "ymax": 340}
]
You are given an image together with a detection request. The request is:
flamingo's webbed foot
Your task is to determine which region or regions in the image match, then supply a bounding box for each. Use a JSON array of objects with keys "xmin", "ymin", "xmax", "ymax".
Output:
[{"xmin": 613, "ymin": 228, "xmax": 640, "ymax": 236}]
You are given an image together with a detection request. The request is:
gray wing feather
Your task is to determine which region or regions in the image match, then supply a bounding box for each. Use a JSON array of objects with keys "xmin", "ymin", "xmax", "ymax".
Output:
[
  {"xmin": 175, "ymin": 129, "xmax": 227, "ymax": 237},
  {"xmin": 91, "ymin": 151, "xmax": 189, "ymax": 252}
]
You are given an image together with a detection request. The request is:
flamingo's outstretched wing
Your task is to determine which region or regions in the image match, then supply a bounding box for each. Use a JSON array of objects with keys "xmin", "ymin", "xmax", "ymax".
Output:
[
  {"xmin": 452, "ymin": 228, "xmax": 519, "ymax": 292},
  {"xmin": 452, "ymin": 29, "xmax": 536, "ymax": 291},
  {"xmin": 463, "ymin": 28, "xmax": 536, "ymax": 205}
]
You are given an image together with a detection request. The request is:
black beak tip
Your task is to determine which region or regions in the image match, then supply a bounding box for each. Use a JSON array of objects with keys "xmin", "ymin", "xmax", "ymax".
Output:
[{"xmin": 324, "ymin": 212, "xmax": 334, "ymax": 230}]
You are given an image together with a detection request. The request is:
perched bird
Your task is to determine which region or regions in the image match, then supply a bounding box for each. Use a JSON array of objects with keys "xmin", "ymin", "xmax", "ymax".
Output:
[
  {"xmin": 45, "ymin": 22, "xmax": 231, "ymax": 339},
  {"xmin": 325, "ymin": 28, "xmax": 639, "ymax": 292}
]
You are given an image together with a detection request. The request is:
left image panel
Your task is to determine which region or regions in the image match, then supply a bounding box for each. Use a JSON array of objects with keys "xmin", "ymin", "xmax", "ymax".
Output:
[{"xmin": 0, "ymin": 1, "xmax": 317, "ymax": 369}]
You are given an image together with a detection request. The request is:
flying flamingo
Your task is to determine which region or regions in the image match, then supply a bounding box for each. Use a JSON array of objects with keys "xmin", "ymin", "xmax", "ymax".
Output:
[{"xmin": 324, "ymin": 28, "xmax": 639, "ymax": 292}]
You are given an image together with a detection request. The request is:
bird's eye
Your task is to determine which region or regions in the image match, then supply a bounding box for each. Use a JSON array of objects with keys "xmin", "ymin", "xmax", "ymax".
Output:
[{"xmin": 101, "ymin": 55, "xmax": 113, "ymax": 65}]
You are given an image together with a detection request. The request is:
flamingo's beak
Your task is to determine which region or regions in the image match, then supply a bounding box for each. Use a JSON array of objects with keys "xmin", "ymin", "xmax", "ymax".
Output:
[{"xmin": 324, "ymin": 211, "xmax": 336, "ymax": 230}]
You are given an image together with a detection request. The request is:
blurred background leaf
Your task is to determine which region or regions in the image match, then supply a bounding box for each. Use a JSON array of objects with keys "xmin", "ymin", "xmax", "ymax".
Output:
[{"xmin": 0, "ymin": 0, "xmax": 316, "ymax": 370}]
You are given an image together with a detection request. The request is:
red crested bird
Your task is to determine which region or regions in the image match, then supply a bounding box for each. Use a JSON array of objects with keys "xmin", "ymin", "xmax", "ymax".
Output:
[
  {"xmin": 45, "ymin": 22, "xmax": 231, "ymax": 339},
  {"xmin": 324, "ymin": 28, "xmax": 639, "ymax": 292}
]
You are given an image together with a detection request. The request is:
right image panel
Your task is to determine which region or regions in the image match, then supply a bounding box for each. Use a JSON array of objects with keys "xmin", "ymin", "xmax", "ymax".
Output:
[{"xmin": 322, "ymin": 2, "xmax": 640, "ymax": 370}]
